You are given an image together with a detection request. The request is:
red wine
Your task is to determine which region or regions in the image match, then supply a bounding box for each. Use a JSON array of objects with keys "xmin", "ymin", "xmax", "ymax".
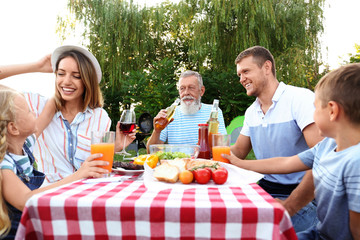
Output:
[{"xmin": 120, "ymin": 122, "xmax": 136, "ymax": 134}]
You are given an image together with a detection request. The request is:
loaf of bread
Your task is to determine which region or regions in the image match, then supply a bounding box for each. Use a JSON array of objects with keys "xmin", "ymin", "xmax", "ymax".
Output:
[
  {"xmin": 186, "ymin": 159, "xmax": 219, "ymax": 171},
  {"xmin": 153, "ymin": 162, "xmax": 179, "ymax": 183},
  {"xmin": 161, "ymin": 158, "xmax": 190, "ymax": 172}
]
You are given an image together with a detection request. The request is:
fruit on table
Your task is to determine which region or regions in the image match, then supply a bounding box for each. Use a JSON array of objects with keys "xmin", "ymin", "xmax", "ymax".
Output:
[
  {"xmin": 179, "ymin": 170, "xmax": 194, "ymax": 184},
  {"xmin": 211, "ymin": 167, "xmax": 228, "ymax": 185},
  {"xmin": 193, "ymin": 168, "xmax": 211, "ymax": 184},
  {"xmin": 133, "ymin": 154, "xmax": 159, "ymax": 168}
]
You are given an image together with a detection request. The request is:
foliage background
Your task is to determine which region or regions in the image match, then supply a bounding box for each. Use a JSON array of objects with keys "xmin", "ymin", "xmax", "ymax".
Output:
[{"xmin": 57, "ymin": 0, "xmax": 328, "ymax": 129}]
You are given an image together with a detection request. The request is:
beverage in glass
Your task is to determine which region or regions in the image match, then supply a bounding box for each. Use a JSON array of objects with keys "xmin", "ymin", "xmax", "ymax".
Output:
[
  {"xmin": 212, "ymin": 133, "xmax": 230, "ymax": 163},
  {"xmin": 120, "ymin": 122, "xmax": 136, "ymax": 134},
  {"xmin": 119, "ymin": 108, "xmax": 136, "ymax": 156},
  {"xmin": 91, "ymin": 131, "xmax": 115, "ymax": 176}
]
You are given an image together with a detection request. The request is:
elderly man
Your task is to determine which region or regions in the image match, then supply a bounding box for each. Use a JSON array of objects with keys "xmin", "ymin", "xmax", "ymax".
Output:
[{"xmin": 146, "ymin": 70, "xmax": 226, "ymax": 149}]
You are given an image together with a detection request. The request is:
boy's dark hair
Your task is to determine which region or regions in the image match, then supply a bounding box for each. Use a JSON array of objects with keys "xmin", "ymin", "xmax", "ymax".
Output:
[
  {"xmin": 234, "ymin": 46, "xmax": 276, "ymax": 77},
  {"xmin": 315, "ymin": 63, "xmax": 360, "ymax": 124}
]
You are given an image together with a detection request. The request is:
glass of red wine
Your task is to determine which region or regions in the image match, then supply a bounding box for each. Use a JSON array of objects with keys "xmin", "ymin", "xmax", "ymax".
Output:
[{"xmin": 118, "ymin": 109, "xmax": 136, "ymax": 156}]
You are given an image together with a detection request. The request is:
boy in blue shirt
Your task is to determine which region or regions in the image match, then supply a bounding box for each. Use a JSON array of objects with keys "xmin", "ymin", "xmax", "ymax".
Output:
[{"xmin": 224, "ymin": 63, "xmax": 360, "ymax": 239}]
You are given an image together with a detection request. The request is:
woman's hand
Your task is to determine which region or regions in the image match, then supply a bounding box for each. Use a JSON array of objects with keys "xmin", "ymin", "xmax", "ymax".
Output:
[
  {"xmin": 0, "ymin": 54, "xmax": 52, "ymax": 80},
  {"xmin": 75, "ymin": 153, "xmax": 109, "ymax": 179},
  {"xmin": 36, "ymin": 54, "xmax": 53, "ymax": 73},
  {"xmin": 115, "ymin": 121, "xmax": 136, "ymax": 152}
]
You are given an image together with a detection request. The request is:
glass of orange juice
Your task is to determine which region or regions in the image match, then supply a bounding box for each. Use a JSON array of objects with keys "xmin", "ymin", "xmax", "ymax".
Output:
[
  {"xmin": 91, "ymin": 131, "xmax": 115, "ymax": 177},
  {"xmin": 212, "ymin": 134, "xmax": 231, "ymax": 163}
]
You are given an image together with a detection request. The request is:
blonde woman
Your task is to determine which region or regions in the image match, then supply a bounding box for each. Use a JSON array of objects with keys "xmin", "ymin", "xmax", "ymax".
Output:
[
  {"xmin": 0, "ymin": 45, "xmax": 135, "ymax": 185},
  {"xmin": 0, "ymin": 86, "xmax": 109, "ymax": 238}
]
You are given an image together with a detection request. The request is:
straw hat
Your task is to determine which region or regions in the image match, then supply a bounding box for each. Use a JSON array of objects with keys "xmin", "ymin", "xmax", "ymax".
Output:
[{"xmin": 51, "ymin": 45, "xmax": 102, "ymax": 83}]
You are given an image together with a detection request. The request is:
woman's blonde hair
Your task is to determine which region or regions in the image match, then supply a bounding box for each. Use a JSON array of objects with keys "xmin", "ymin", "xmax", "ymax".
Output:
[
  {"xmin": 0, "ymin": 86, "xmax": 18, "ymax": 237},
  {"xmin": 53, "ymin": 50, "xmax": 104, "ymax": 112}
]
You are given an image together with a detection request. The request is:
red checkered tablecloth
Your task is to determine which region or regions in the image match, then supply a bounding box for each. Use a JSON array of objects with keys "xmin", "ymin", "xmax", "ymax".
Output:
[{"xmin": 16, "ymin": 179, "xmax": 297, "ymax": 239}]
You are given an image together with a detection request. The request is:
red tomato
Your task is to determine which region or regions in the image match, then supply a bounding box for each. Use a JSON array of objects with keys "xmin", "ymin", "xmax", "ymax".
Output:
[
  {"xmin": 212, "ymin": 167, "xmax": 228, "ymax": 184},
  {"xmin": 204, "ymin": 167, "xmax": 213, "ymax": 179},
  {"xmin": 217, "ymin": 167, "xmax": 228, "ymax": 174},
  {"xmin": 193, "ymin": 168, "xmax": 211, "ymax": 184}
]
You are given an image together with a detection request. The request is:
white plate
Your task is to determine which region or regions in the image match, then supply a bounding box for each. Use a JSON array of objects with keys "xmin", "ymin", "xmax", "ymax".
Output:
[
  {"xmin": 143, "ymin": 160, "xmax": 263, "ymax": 191},
  {"xmin": 112, "ymin": 167, "xmax": 144, "ymax": 175}
]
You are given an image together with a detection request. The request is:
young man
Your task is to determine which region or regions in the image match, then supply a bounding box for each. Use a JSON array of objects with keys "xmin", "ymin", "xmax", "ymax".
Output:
[
  {"xmin": 225, "ymin": 63, "xmax": 360, "ymax": 239},
  {"xmin": 232, "ymin": 46, "xmax": 323, "ymax": 232}
]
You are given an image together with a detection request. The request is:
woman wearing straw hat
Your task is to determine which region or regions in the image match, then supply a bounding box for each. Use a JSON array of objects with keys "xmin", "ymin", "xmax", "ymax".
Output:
[{"xmin": 0, "ymin": 45, "xmax": 135, "ymax": 185}]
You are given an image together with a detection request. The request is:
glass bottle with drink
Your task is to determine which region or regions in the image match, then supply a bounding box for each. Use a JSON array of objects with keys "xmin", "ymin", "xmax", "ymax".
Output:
[
  {"xmin": 155, "ymin": 98, "xmax": 180, "ymax": 130},
  {"xmin": 197, "ymin": 123, "xmax": 211, "ymax": 159},
  {"xmin": 207, "ymin": 99, "xmax": 220, "ymax": 158}
]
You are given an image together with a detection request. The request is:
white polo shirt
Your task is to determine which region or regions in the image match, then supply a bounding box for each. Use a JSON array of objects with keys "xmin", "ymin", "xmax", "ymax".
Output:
[
  {"xmin": 240, "ymin": 82, "xmax": 315, "ymax": 185},
  {"xmin": 25, "ymin": 92, "xmax": 111, "ymax": 184}
]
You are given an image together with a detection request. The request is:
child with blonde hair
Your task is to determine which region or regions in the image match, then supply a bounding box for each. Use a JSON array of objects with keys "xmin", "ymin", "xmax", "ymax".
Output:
[
  {"xmin": 224, "ymin": 63, "xmax": 360, "ymax": 239},
  {"xmin": 0, "ymin": 120, "xmax": 10, "ymax": 237},
  {"xmin": 0, "ymin": 86, "xmax": 108, "ymax": 239}
]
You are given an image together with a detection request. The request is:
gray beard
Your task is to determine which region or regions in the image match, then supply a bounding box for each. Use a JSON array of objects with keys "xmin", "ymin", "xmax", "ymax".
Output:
[{"xmin": 180, "ymin": 96, "xmax": 201, "ymax": 115}]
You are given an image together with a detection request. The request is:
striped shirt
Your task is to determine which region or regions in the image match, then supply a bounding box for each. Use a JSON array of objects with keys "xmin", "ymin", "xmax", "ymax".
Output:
[
  {"xmin": 0, "ymin": 135, "xmax": 36, "ymax": 176},
  {"xmin": 160, "ymin": 103, "xmax": 226, "ymax": 144},
  {"xmin": 25, "ymin": 92, "xmax": 111, "ymax": 184},
  {"xmin": 299, "ymin": 138, "xmax": 360, "ymax": 239}
]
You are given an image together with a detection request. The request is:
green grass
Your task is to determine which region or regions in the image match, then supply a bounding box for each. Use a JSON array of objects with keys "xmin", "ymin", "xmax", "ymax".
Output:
[
  {"xmin": 114, "ymin": 148, "xmax": 148, "ymax": 162},
  {"xmin": 245, "ymin": 149, "xmax": 256, "ymax": 160}
]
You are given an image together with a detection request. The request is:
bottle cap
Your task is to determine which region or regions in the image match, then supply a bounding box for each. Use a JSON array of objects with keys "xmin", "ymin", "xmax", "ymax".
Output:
[{"xmin": 198, "ymin": 123, "xmax": 209, "ymax": 126}]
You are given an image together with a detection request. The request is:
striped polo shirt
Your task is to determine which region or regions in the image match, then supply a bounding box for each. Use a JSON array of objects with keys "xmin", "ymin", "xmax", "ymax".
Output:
[
  {"xmin": 24, "ymin": 92, "xmax": 111, "ymax": 184},
  {"xmin": 160, "ymin": 103, "xmax": 227, "ymax": 145},
  {"xmin": 241, "ymin": 82, "xmax": 315, "ymax": 185}
]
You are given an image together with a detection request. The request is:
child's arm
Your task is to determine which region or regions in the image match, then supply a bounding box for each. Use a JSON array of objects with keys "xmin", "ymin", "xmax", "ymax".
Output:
[
  {"xmin": 1, "ymin": 153, "xmax": 108, "ymax": 211},
  {"xmin": 223, "ymin": 154, "xmax": 310, "ymax": 174},
  {"xmin": 34, "ymin": 98, "xmax": 56, "ymax": 139},
  {"xmin": 350, "ymin": 210, "xmax": 360, "ymax": 239},
  {"xmin": 0, "ymin": 55, "xmax": 52, "ymax": 80},
  {"xmin": 276, "ymin": 170, "xmax": 315, "ymax": 216}
]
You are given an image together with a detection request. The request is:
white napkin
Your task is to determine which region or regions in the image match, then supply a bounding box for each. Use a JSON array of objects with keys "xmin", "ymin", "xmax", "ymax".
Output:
[{"xmin": 143, "ymin": 160, "xmax": 263, "ymax": 191}]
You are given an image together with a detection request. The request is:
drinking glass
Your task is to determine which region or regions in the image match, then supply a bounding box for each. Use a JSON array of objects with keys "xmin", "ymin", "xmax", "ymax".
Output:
[
  {"xmin": 118, "ymin": 109, "xmax": 136, "ymax": 156},
  {"xmin": 91, "ymin": 131, "xmax": 115, "ymax": 177},
  {"xmin": 212, "ymin": 134, "xmax": 231, "ymax": 163}
]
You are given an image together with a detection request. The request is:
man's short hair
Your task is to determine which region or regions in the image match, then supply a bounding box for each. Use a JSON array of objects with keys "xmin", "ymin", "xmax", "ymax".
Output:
[
  {"xmin": 235, "ymin": 46, "xmax": 276, "ymax": 77},
  {"xmin": 178, "ymin": 70, "xmax": 203, "ymax": 89},
  {"xmin": 315, "ymin": 63, "xmax": 360, "ymax": 125}
]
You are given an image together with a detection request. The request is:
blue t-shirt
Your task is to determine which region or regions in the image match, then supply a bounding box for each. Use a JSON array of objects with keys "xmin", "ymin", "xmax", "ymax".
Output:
[
  {"xmin": 241, "ymin": 82, "xmax": 315, "ymax": 185},
  {"xmin": 160, "ymin": 103, "xmax": 226, "ymax": 145},
  {"xmin": 298, "ymin": 137, "xmax": 360, "ymax": 239}
]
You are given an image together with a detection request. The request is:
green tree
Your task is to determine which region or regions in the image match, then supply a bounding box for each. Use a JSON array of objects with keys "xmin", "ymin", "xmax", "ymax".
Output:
[
  {"xmin": 344, "ymin": 44, "xmax": 360, "ymax": 64},
  {"xmin": 57, "ymin": 0, "xmax": 326, "ymax": 128}
]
